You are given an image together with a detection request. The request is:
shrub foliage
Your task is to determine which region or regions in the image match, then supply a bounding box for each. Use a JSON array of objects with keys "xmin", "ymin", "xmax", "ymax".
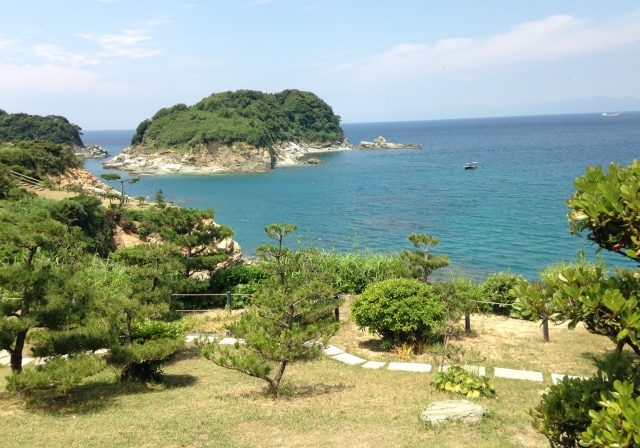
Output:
[{"xmin": 351, "ymin": 278, "xmax": 444, "ymax": 346}]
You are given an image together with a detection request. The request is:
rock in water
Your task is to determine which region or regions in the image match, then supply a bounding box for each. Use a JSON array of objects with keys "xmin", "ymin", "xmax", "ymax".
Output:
[
  {"xmin": 420, "ymin": 400, "xmax": 486, "ymax": 425},
  {"xmin": 74, "ymin": 144, "xmax": 110, "ymax": 159},
  {"xmin": 306, "ymin": 158, "xmax": 322, "ymax": 164}
]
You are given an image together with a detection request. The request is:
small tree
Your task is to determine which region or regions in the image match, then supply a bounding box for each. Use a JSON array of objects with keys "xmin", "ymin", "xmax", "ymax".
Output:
[
  {"xmin": 109, "ymin": 243, "xmax": 185, "ymax": 381},
  {"xmin": 401, "ymin": 233, "xmax": 450, "ymax": 283},
  {"xmin": 155, "ymin": 189, "xmax": 166, "ymax": 209},
  {"xmin": 100, "ymin": 173, "xmax": 140, "ymax": 207},
  {"xmin": 201, "ymin": 223, "xmax": 341, "ymax": 396}
]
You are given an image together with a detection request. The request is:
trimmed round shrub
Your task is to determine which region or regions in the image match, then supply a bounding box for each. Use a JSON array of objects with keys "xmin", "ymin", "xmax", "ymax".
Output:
[
  {"xmin": 351, "ymin": 278, "xmax": 444, "ymax": 346},
  {"xmin": 480, "ymin": 272, "xmax": 528, "ymax": 317}
]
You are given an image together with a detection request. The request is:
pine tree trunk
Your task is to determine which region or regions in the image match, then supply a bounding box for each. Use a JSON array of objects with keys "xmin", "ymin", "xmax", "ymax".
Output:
[
  {"xmin": 10, "ymin": 330, "xmax": 27, "ymax": 373},
  {"xmin": 268, "ymin": 360, "xmax": 288, "ymax": 396}
]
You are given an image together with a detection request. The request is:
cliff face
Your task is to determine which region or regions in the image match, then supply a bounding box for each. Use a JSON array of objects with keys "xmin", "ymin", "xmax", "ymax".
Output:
[
  {"xmin": 103, "ymin": 137, "xmax": 353, "ymax": 175},
  {"xmin": 111, "ymin": 218, "xmax": 243, "ymax": 271}
]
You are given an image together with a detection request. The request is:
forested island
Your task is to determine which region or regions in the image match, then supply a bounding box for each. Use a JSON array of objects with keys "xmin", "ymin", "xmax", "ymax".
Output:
[{"xmin": 104, "ymin": 89, "xmax": 355, "ymax": 174}]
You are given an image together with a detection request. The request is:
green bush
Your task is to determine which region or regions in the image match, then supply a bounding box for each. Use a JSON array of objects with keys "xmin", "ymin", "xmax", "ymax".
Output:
[
  {"xmin": 433, "ymin": 366, "xmax": 496, "ymax": 398},
  {"xmin": 5, "ymin": 354, "xmax": 106, "ymax": 397},
  {"xmin": 128, "ymin": 319, "xmax": 187, "ymax": 344},
  {"xmin": 480, "ymin": 272, "xmax": 529, "ymax": 318},
  {"xmin": 580, "ymin": 380, "xmax": 640, "ymax": 447},
  {"xmin": 530, "ymin": 356, "xmax": 640, "ymax": 447},
  {"xmin": 351, "ymin": 278, "xmax": 445, "ymax": 347},
  {"xmin": 209, "ymin": 265, "xmax": 269, "ymax": 294}
]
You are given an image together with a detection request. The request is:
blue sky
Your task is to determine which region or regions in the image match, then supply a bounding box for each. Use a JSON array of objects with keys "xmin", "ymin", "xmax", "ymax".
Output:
[{"xmin": 1, "ymin": 0, "xmax": 639, "ymax": 129}]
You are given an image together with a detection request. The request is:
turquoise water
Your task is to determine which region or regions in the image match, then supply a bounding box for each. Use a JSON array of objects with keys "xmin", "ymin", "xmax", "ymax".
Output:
[{"xmin": 82, "ymin": 112, "xmax": 640, "ymax": 279}]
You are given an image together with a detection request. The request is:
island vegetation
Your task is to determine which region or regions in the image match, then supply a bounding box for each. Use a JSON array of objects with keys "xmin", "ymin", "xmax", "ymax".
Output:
[
  {"xmin": 0, "ymin": 110, "xmax": 84, "ymax": 147},
  {"xmin": 130, "ymin": 89, "xmax": 344, "ymax": 151}
]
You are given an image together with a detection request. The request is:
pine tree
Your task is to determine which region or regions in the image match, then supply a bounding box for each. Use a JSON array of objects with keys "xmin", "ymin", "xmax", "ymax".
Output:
[
  {"xmin": 401, "ymin": 233, "xmax": 450, "ymax": 283},
  {"xmin": 0, "ymin": 200, "xmax": 69, "ymax": 372},
  {"xmin": 201, "ymin": 224, "xmax": 342, "ymax": 396},
  {"xmin": 109, "ymin": 243, "xmax": 185, "ymax": 381}
]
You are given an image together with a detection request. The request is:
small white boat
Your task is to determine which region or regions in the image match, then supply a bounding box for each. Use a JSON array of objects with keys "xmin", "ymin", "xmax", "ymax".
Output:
[
  {"xmin": 602, "ymin": 112, "xmax": 620, "ymax": 117},
  {"xmin": 464, "ymin": 162, "xmax": 478, "ymax": 170}
]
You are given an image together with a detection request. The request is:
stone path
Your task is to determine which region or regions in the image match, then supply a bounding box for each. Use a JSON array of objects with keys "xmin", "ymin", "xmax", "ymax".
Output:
[
  {"xmin": 0, "ymin": 338, "xmax": 589, "ymax": 385},
  {"xmin": 309, "ymin": 343, "xmax": 586, "ymax": 383}
]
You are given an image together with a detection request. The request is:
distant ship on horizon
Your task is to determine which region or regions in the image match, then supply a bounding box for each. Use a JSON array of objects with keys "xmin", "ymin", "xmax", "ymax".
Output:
[{"xmin": 602, "ymin": 112, "xmax": 620, "ymax": 117}]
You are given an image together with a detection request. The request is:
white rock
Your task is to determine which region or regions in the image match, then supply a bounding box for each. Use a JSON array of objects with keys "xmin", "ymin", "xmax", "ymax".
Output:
[
  {"xmin": 0, "ymin": 357, "xmax": 10, "ymax": 366},
  {"xmin": 331, "ymin": 353, "xmax": 366, "ymax": 365},
  {"xmin": 439, "ymin": 365, "xmax": 486, "ymax": 377},
  {"xmin": 388, "ymin": 362, "xmax": 432, "ymax": 373},
  {"xmin": 218, "ymin": 338, "xmax": 238, "ymax": 345},
  {"xmin": 494, "ymin": 367, "xmax": 543, "ymax": 382},
  {"xmin": 93, "ymin": 348, "xmax": 109, "ymax": 355},
  {"xmin": 361, "ymin": 361, "xmax": 386, "ymax": 369},
  {"xmin": 185, "ymin": 335, "xmax": 198, "ymax": 343},
  {"xmin": 420, "ymin": 400, "xmax": 486, "ymax": 425},
  {"xmin": 320, "ymin": 345, "xmax": 344, "ymax": 356},
  {"xmin": 0, "ymin": 350, "xmax": 9, "ymax": 359},
  {"xmin": 35, "ymin": 357, "xmax": 51, "ymax": 366},
  {"xmin": 22, "ymin": 357, "xmax": 34, "ymax": 366}
]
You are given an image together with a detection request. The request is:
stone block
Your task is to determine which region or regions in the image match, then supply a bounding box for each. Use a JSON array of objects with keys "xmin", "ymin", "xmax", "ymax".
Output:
[
  {"xmin": 320, "ymin": 345, "xmax": 344, "ymax": 356},
  {"xmin": 421, "ymin": 400, "xmax": 486, "ymax": 425},
  {"xmin": 331, "ymin": 353, "xmax": 366, "ymax": 365},
  {"xmin": 494, "ymin": 367, "xmax": 543, "ymax": 382},
  {"xmin": 388, "ymin": 362, "xmax": 432, "ymax": 373}
]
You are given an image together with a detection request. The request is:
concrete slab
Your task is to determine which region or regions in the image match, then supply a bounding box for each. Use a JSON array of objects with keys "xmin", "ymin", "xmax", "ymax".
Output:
[
  {"xmin": 22, "ymin": 358, "xmax": 34, "ymax": 366},
  {"xmin": 439, "ymin": 365, "xmax": 486, "ymax": 377},
  {"xmin": 218, "ymin": 338, "xmax": 238, "ymax": 345},
  {"xmin": 320, "ymin": 345, "xmax": 344, "ymax": 356},
  {"xmin": 0, "ymin": 350, "xmax": 9, "ymax": 359},
  {"xmin": 35, "ymin": 357, "xmax": 51, "ymax": 366},
  {"xmin": 0, "ymin": 357, "xmax": 10, "ymax": 366},
  {"xmin": 185, "ymin": 335, "xmax": 198, "ymax": 343},
  {"xmin": 494, "ymin": 367, "xmax": 543, "ymax": 382},
  {"xmin": 551, "ymin": 373, "xmax": 587, "ymax": 385},
  {"xmin": 331, "ymin": 353, "xmax": 366, "ymax": 365},
  {"xmin": 361, "ymin": 361, "xmax": 386, "ymax": 369},
  {"xmin": 303, "ymin": 341, "xmax": 322, "ymax": 349},
  {"xmin": 388, "ymin": 362, "xmax": 432, "ymax": 373}
]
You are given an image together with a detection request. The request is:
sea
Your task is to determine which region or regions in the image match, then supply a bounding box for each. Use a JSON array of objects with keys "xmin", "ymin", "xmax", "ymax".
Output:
[{"xmin": 81, "ymin": 112, "xmax": 640, "ymax": 280}]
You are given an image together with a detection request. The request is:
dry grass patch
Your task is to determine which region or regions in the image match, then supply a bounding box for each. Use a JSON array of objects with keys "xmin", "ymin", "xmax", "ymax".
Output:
[{"xmin": 332, "ymin": 297, "xmax": 628, "ymax": 377}]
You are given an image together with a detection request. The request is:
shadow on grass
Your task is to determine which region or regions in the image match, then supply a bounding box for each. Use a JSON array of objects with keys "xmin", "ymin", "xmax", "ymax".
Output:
[
  {"xmin": 215, "ymin": 381, "xmax": 354, "ymax": 402},
  {"xmin": 166, "ymin": 345, "xmax": 202, "ymax": 365},
  {"xmin": 0, "ymin": 367, "xmax": 199, "ymax": 416}
]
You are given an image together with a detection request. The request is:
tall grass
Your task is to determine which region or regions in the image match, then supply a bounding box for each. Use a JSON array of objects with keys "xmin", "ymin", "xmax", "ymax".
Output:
[{"xmin": 317, "ymin": 251, "xmax": 414, "ymax": 294}]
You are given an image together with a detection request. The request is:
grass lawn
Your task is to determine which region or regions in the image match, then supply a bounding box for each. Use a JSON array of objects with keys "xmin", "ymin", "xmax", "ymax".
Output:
[{"xmin": 0, "ymin": 298, "xmax": 628, "ymax": 448}]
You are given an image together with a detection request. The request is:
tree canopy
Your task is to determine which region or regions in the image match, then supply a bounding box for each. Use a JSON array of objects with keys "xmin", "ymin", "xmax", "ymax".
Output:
[
  {"xmin": 0, "ymin": 112, "xmax": 83, "ymax": 147},
  {"xmin": 130, "ymin": 89, "xmax": 344, "ymax": 150}
]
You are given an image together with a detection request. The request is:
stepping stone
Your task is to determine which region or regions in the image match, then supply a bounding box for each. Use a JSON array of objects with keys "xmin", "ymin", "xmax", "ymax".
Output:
[
  {"xmin": 93, "ymin": 348, "xmax": 109, "ymax": 355},
  {"xmin": 0, "ymin": 350, "xmax": 9, "ymax": 359},
  {"xmin": 494, "ymin": 367, "xmax": 543, "ymax": 382},
  {"xmin": 0, "ymin": 357, "xmax": 10, "ymax": 366},
  {"xmin": 439, "ymin": 365, "xmax": 486, "ymax": 376},
  {"xmin": 551, "ymin": 373, "xmax": 587, "ymax": 385},
  {"xmin": 361, "ymin": 361, "xmax": 386, "ymax": 369},
  {"xmin": 22, "ymin": 358, "xmax": 34, "ymax": 366},
  {"xmin": 185, "ymin": 335, "xmax": 198, "ymax": 342},
  {"xmin": 421, "ymin": 400, "xmax": 486, "ymax": 425},
  {"xmin": 218, "ymin": 338, "xmax": 238, "ymax": 345},
  {"xmin": 388, "ymin": 362, "xmax": 432, "ymax": 373},
  {"xmin": 331, "ymin": 353, "xmax": 366, "ymax": 365},
  {"xmin": 303, "ymin": 341, "xmax": 322, "ymax": 349},
  {"xmin": 320, "ymin": 345, "xmax": 344, "ymax": 356},
  {"xmin": 35, "ymin": 357, "xmax": 51, "ymax": 366}
]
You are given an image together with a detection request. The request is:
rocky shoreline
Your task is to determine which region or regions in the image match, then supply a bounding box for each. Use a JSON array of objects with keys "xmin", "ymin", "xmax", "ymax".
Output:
[
  {"xmin": 102, "ymin": 135, "xmax": 420, "ymax": 175},
  {"xmin": 73, "ymin": 144, "xmax": 110, "ymax": 159}
]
